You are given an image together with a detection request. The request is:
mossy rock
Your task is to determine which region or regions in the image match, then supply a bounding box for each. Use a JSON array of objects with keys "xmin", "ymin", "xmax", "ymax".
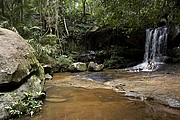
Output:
[
  {"xmin": 88, "ymin": 61, "xmax": 104, "ymax": 72},
  {"xmin": 0, "ymin": 28, "xmax": 45, "ymax": 119}
]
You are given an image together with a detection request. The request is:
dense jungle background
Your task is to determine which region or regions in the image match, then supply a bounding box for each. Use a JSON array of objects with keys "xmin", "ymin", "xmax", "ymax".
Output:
[{"xmin": 0, "ymin": 0, "xmax": 180, "ymax": 72}]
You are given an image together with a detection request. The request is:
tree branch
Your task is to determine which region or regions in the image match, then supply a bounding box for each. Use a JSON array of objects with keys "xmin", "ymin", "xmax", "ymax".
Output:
[{"xmin": 63, "ymin": 18, "xmax": 69, "ymax": 36}]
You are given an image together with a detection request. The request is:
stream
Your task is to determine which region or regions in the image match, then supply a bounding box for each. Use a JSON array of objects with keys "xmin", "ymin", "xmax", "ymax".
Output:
[{"xmin": 19, "ymin": 70, "xmax": 179, "ymax": 120}]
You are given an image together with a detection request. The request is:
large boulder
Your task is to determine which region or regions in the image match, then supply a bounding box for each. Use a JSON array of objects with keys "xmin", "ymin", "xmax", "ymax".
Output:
[{"xmin": 0, "ymin": 28, "xmax": 45, "ymax": 119}]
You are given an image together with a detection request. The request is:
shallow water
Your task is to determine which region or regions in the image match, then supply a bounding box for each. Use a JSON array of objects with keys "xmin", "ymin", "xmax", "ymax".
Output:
[{"xmin": 19, "ymin": 72, "xmax": 179, "ymax": 120}]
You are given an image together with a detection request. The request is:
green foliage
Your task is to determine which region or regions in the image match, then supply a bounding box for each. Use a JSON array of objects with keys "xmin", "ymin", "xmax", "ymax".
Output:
[
  {"xmin": 173, "ymin": 46, "xmax": 180, "ymax": 62},
  {"xmin": 0, "ymin": 21, "xmax": 9, "ymax": 28},
  {"xmin": 96, "ymin": 48, "xmax": 128, "ymax": 68},
  {"xmin": 91, "ymin": 0, "xmax": 180, "ymax": 35},
  {"xmin": 104, "ymin": 55, "xmax": 127, "ymax": 69},
  {"xmin": 40, "ymin": 34, "xmax": 57, "ymax": 46},
  {"xmin": 57, "ymin": 55, "xmax": 74, "ymax": 66},
  {"xmin": 5, "ymin": 92, "xmax": 45, "ymax": 118},
  {"xmin": 0, "ymin": 0, "xmax": 179, "ymax": 37},
  {"xmin": 27, "ymin": 32, "xmax": 62, "ymax": 62},
  {"xmin": 56, "ymin": 55, "xmax": 74, "ymax": 71}
]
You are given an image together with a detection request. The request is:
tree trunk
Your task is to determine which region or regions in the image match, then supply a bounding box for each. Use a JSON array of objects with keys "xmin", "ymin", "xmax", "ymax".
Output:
[
  {"xmin": 82, "ymin": 0, "xmax": 86, "ymax": 18},
  {"xmin": 20, "ymin": 0, "xmax": 24, "ymax": 23},
  {"xmin": 0, "ymin": 0, "xmax": 5, "ymax": 17},
  {"xmin": 55, "ymin": 0, "xmax": 59, "ymax": 37},
  {"xmin": 63, "ymin": 18, "xmax": 69, "ymax": 36}
]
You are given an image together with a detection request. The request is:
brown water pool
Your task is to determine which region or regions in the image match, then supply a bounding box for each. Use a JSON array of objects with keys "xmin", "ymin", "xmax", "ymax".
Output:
[{"xmin": 19, "ymin": 72, "xmax": 180, "ymax": 120}]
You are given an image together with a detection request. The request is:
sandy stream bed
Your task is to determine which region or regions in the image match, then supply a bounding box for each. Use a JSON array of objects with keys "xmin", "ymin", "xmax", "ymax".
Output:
[{"xmin": 50, "ymin": 63, "xmax": 180, "ymax": 108}]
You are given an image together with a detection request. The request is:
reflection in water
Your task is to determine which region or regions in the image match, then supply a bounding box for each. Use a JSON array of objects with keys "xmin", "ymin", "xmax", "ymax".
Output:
[{"xmin": 19, "ymin": 72, "xmax": 179, "ymax": 120}]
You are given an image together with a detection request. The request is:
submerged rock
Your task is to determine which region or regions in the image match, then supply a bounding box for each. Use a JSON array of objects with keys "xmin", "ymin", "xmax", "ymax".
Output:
[{"xmin": 0, "ymin": 28, "xmax": 45, "ymax": 119}]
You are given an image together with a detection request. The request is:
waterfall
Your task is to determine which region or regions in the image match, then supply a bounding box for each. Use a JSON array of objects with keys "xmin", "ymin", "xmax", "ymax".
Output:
[
  {"xmin": 125, "ymin": 26, "xmax": 168, "ymax": 72},
  {"xmin": 144, "ymin": 26, "xmax": 168, "ymax": 63}
]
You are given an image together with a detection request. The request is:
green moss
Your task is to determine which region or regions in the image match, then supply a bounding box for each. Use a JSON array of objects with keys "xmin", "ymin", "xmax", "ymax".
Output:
[
  {"xmin": 95, "ymin": 64, "xmax": 104, "ymax": 71},
  {"xmin": 76, "ymin": 64, "xmax": 87, "ymax": 71}
]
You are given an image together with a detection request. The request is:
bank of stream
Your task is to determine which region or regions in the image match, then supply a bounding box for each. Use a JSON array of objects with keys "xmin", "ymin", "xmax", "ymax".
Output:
[{"xmin": 18, "ymin": 64, "xmax": 180, "ymax": 120}]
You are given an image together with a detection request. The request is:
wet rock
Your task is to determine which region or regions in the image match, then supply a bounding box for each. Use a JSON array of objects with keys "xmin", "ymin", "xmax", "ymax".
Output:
[
  {"xmin": 115, "ymin": 83, "xmax": 126, "ymax": 89},
  {"xmin": 69, "ymin": 62, "xmax": 87, "ymax": 72},
  {"xmin": 125, "ymin": 91, "xmax": 141, "ymax": 98},
  {"xmin": 152, "ymin": 95, "xmax": 180, "ymax": 108},
  {"xmin": 166, "ymin": 98, "xmax": 180, "ymax": 108},
  {"xmin": 45, "ymin": 73, "xmax": 53, "ymax": 80},
  {"xmin": 0, "ymin": 28, "xmax": 45, "ymax": 119},
  {"xmin": 125, "ymin": 91, "xmax": 146, "ymax": 101},
  {"xmin": 88, "ymin": 61, "xmax": 104, "ymax": 72}
]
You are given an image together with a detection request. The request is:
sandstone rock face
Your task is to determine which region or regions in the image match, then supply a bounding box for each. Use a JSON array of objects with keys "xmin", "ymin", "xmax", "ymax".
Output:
[{"xmin": 0, "ymin": 28, "xmax": 45, "ymax": 119}]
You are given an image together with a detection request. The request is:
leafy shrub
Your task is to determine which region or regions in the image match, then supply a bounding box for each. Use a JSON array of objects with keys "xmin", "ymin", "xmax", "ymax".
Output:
[
  {"xmin": 39, "ymin": 34, "xmax": 58, "ymax": 46},
  {"xmin": 5, "ymin": 92, "xmax": 45, "ymax": 118},
  {"xmin": 28, "ymin": 37, "xmax": 75, "ymax": 72},
  {"xmin": 104, "ymin": 55, "xmax": 126, "ymax": 68},
  {"xmin": 28, "ymin": 38, "xmax": 59, "ymax": 63},
  {"xmin": 104, "ymin": 59, "xmax": 118, "ymax": 68},
  {"xmin": 0, "ymin": 21, "xmax": 9, "ymax": 28},
  {"xmin": 56, "ymin": 55, "xmax": 74, "ymax": 72}
]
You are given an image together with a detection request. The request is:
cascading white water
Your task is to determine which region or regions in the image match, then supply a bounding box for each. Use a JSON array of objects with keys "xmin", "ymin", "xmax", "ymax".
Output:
[
  {"xmin": 144, "ymin": 26, "xmax": 168, "ymax": 63},
  {"xmin": 126, "ymin": 26, "xmax": 168, "ymax": 72}
]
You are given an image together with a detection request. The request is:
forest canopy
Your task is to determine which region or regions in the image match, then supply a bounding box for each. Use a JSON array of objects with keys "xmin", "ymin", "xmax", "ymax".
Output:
[{"xmin": 0, "ymin": 0, "xmax": 179, "ymax": 37}]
